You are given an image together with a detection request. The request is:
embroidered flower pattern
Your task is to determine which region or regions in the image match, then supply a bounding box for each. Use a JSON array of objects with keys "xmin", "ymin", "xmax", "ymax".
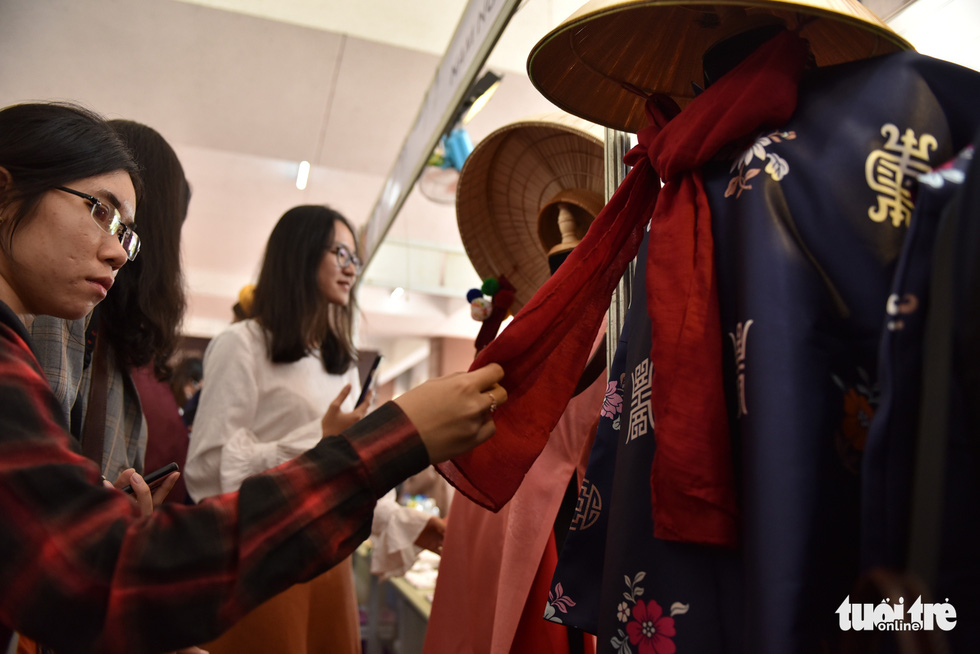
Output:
[
  {"xmin": 832, "ymin": 368, "xmax": 880, "ymax": 472},
  {"xmin": 841, "ymin": 388, "xmax": 874, "ymax": 451},
  {"xmin": 626, "ymin": 600, "xmax": 677, "ymax": 654},
  {"xmin": 611, "ymin": 630, "xmax": 633, "ymax": 654},
  {"xmin": 609, "ymin": 572, "xmax": 686, "ymax": 654},
  {"xmin": 623, "ymin": 571, "xmax": 646, "ymax": 605},
  {"xmin": 602, "ymin": 379, "xmax": 624, "ymax": 420},
  {"xmin": 764, "ymin": 151, "xmax": 790, "ymax": 180},
  {"xmin": 725, "ymin": 130, "xmax": 797, "ymax": 198},
  {"xmin": 543, "ymin": 582, "xmax": 577, "ymax": 624},
  {"xmin": 602, "ymin": 373, "xmax": 626, "ymax": 430}
]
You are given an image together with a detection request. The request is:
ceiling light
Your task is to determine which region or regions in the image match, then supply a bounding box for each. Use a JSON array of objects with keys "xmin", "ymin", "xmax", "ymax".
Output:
[
  {"xmin": 461, "ymin": 71, "xmax": 501, "ymax": 125},
  {"xmin": 296, "ymin": 160, "xmax": 310, "ymax": 190},
  {"xmin": 445, "ymin": 71, "xmax": 502, "ymax": 136}
]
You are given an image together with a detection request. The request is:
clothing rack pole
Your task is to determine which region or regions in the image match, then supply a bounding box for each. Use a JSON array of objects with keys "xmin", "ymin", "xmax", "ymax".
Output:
[{"xmin": 605, "ymin": 127, "xmax": 634, "ymax": 373}]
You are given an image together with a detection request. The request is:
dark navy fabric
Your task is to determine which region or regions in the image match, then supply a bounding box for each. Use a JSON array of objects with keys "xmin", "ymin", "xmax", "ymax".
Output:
[
  {"xmin": 548, "ymin": 50, "xmax": 980, "ymax": 654},
  {"xmin": 938, "ymin": 135, "xmax": 980, "ymax": 654},
  {"xmin": 862, "ymin": 145, "xmax": 975, "ymax": 573},
  {"xmin": 543, "ymin": 299, "xmax": 625, "ymax": 635},
  {"xmin": 882, "ymin": 139, "xmax": 980, "ymax": 653},
  {"xmin": 706, "ymin": 51, "xmax": 980, "ymax": 653},
  {"xmin": 548, "ymin": 230, "xmax": 743, "ymax": 652}
]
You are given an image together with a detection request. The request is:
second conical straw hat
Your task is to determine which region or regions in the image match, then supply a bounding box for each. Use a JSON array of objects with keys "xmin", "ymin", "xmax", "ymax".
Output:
[
  {"xmin": 456, "ymin": 114, "xmax": 605, "ymax": 312},
  {"xmin": 528, "ymin": 0, "xmax": 913, "ymax": 132}
]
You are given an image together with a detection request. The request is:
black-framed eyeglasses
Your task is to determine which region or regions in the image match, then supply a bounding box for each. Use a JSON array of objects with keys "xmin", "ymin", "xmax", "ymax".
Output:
[
  {"xmin": 56, "ymin": 186, "xmax": 140, "ymax": 261},
  {"xmin": 329, "ymin": 244, "xmax": 362, "ymax": 274}
]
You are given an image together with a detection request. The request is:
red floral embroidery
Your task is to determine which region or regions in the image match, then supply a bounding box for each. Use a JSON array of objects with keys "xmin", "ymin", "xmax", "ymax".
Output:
[
  {"xmin": 626, "ymin": 600, "xmax": 677, "ymax": 654},
  {"xmin": 841, "ymin": 388, "xmax": 874, "ymax": 451}
]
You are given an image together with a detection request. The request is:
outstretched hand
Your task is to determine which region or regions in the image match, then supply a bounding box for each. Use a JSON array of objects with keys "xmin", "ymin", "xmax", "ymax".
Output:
[
  {"xmin": 321, "ymin": 383, "xmax": 372, "ymax": 438},
  {"xmin": 393, "ymin": 363, "xmax": 507, "ymax": 464}
]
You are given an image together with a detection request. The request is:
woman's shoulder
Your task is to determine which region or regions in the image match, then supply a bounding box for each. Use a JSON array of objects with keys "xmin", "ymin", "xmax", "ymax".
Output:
[
  {"xmin": 206, "ymin": 319, "xmax": 268, "ymax": 360},
  {"xmin": 215, "ymin": 318, "xmax": 266, "ymax": 340}
]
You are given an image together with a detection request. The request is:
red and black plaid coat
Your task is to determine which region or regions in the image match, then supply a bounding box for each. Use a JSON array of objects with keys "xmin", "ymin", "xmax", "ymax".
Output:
[{"xmin": 0, "ymin": 300, "xmax": 427, "ymax": 653}]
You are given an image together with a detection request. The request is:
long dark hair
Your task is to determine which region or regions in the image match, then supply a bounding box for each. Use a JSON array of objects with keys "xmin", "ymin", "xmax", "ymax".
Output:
[
  {"xmin": 169, "ymin": 355, "xmax": 203, "ymax": 407},
  {"xmin": 0, "ymin": 102, "xmax": 141, "ymax": 250},
  {"xmin": 99, "ymin": 120, "xmax": 190, "ymax": 378},
  {"xmin": 251, "ymin": 205, "xmax": 358, "ymax": 374}
]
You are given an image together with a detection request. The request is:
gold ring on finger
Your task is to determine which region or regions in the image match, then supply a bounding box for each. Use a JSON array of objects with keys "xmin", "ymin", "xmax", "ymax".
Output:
[{"xmin": 486, "ymin": 389, "xmax": 498, "ymax": 414}]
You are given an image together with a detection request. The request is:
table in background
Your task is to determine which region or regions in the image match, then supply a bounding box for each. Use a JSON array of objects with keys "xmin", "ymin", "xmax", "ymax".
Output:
[{"xmin": 354, "ymin": 543, "xmax": 438, "ymax": 654}]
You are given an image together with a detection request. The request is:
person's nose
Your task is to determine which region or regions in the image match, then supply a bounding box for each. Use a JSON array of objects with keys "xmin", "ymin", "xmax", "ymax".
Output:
[{"xmin": 102, "ymin": 233, "xmax": 129, "ymax": 270}]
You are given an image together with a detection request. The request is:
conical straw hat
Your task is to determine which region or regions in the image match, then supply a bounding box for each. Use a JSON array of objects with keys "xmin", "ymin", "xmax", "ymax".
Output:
[
  {"xmin": 456, "ymin": 114, "xmax": 605, "ymax": 312},
  {"xmin": 528, "ymin": 0, "xmax": 913, "ymax": 132}
]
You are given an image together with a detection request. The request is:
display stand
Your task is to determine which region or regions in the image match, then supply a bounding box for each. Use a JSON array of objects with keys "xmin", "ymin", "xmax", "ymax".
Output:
[{"xmin": 604, "ymin": 127, "xmax": 634, "ymax": 369}]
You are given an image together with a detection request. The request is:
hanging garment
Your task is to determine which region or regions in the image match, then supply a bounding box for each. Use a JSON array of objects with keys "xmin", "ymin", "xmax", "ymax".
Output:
[
  {"xmin": 861, "ymin": 143, "xmax": 977, "ymax": 573},
  {"xmin": 424, "ymin": 336, "xmax": 606, "ymax": 654},
  {"xmin": 705, "ymin": 51, "xmax": 980, "ymax": 653},
  {"xmin": 550, "ymin": 51, "xmax": 980, "ymax": 654},
  {"xmin": 438, "ymin": 31, "xmax": 813, "ymax": 551},
  {"xmin": 547, "ymin": 229, "xmax": 742, "ymax": 652},
  {"xmin": 861, "ymin": 139, "xmax": 980, "ymax": 652}
]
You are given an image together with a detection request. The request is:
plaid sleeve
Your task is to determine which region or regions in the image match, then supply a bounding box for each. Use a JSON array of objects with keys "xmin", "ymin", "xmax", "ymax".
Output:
[{"xmin": 0, "ymin": 320, "xmax": 428, "ymax": 654}]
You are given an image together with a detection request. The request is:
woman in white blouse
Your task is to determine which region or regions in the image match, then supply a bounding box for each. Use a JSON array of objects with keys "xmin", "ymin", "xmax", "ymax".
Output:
[{"xmin": 185, "ymin": 205, "xmax": 424, "ymax": 653}]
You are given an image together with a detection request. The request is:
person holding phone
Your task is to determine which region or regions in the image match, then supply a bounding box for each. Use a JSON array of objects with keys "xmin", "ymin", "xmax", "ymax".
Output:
[
  {"xmin": 27, "ymin": 118, "xmax": 190, "ymax": 494},
  {"xmin": 185, "ymin": 205, "xmax": 390, "ymax": 653},
  {"xmin": 0, "ymin": 102, "xmax": 506, "ymax": 654},
  {"xmin": 14, "ymin": 115, "xmax": 200, "ymax": 654},
  {"xmin": 357, "ymin": 354, "xmax": 382, "ymax": 407}
]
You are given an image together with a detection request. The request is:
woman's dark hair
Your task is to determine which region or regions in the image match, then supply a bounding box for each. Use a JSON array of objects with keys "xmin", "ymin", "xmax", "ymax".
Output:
[
  {"xmin": 251, "ymin": 205, "xmax": 359, "ymax": 374},
  {"xmin": 0, "ymin": 102, "xmax": 142, "ymax": 250},
  {"xmin": 169, "ymin": 356, "xmax": 203, "ymax": 408},
  {"xmin": 98, "ymin": 120, "xmax": 190, "ymax": 378}
]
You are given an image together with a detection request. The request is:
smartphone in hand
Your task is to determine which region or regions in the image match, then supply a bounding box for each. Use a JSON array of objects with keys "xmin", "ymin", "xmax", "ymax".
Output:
[
  {"xmin": 356, "ymin": 355, "xmax": 383, "ymax": 407},
  {"xmin": 121, "ymin": 462, "xmax": 179, "ymax": 495}
]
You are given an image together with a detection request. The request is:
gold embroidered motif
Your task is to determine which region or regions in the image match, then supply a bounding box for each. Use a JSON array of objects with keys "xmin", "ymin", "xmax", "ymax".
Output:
[
  {"xmin": 569, "ymin": 479, "xmax": 602, "ymax": 531},
  {"xmin": 866, "ymin": 124, "xmax": 937, "ymax": 228}
]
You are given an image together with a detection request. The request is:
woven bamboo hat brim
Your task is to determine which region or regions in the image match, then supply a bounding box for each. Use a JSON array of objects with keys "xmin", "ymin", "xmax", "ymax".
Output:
[
  {"xmin": 456, "ymin": 115, "xmax": 605, "ymax": 312},
  {"xmin": 527, "ymin": 0, "xmax": 913, "ymax": 132}
]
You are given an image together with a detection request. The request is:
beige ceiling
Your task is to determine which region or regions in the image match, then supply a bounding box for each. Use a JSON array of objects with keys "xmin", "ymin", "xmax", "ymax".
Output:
[
  {"xmin": 0, "ymin": 0, "xmax": 582, "ymax": 347},
  {"xmin": 1, "ymin": 0, "xmax": 977, "ymax": 364}
]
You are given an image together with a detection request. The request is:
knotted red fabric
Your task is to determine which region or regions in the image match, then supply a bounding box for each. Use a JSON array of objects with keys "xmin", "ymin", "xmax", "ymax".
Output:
[
  {"xmin": 475, "ymin": 276, "xmax": 516, "ymax": 352},
  {"xmin": 437, "ymin": 31, "xmax": 809, "ymax": 547}
]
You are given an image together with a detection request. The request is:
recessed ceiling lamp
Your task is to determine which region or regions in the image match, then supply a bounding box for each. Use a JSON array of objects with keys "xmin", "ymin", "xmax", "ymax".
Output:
[{"xmin": 296, "ymin": 160, "xmax": 311, "ymax": 190}]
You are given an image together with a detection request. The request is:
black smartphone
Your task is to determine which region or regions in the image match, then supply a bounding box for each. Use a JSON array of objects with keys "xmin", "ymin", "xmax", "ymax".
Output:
[
  {"xmin": 121, "ymin": 462, "xmax": 179, "ymax": 495},
  {"xmin": 356, "ymin": 355, "xmax": 383, "ymax": 407}
]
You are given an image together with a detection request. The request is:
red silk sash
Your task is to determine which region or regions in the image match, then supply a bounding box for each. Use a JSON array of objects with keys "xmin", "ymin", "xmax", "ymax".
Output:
[{"xmin": 438, "ymin": 31, "xmax": 809, "ymax": 547}]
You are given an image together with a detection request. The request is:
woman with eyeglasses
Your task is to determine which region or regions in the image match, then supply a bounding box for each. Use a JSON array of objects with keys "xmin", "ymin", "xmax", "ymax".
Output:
[
  {"xmin": 0, "ymin": 102, "xmax": 506, "ymax": 654},
  {"xmin": 184, "ymin": 205, "xmax": 430, "ymax": 653},
  {"xmin": 27, "ymin": 118, "xmax": 190, "ymax": 505},
  {"xmin": 12, "ymin": 113, "xmax": 200, "ymax": 654}
]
